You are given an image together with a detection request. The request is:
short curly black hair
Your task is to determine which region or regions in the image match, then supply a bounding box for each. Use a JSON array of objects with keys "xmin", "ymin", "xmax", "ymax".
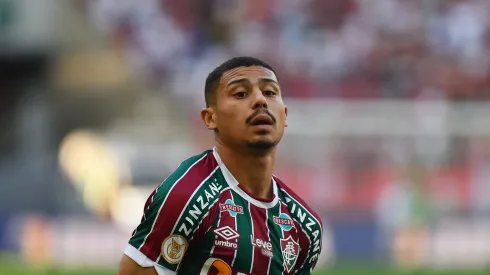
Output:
[{"xmin": 204, "ymin": 56, "xmax": 277, "ymax": 107}]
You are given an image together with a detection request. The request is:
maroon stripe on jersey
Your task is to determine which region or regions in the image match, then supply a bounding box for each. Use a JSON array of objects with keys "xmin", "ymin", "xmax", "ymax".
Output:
[
  {"xmin": 144, "ymin": 189, "xmax": 157, "ymax": 214},
  {"xmin": 291, "ymin": 219, "xmax": 310, "ymax": 274},
  {"xmin": 250, "ymin": 206, "xmax": 271, "ymax": 275},
  {"xmin": 132, "ymin": 188, "xmax": 157, "ymax": 236},
  {"xmin": 177, "ymin": 197, "xmax": 222, "ymax": 274},
  {"xmin": 279, "ymin": 201, "xmax": 312, "ymax": 274},
  {"xmin": 140, "ymin": 152, "xmax": 218, "ymax": 259},
  {"xmin": 210, "ymin": 189, "xmax": 237, "ymax": 265},
  {"xmin": 274, "ymin": 176, "xmax": 323, "ymax": 228},
  {"xmin": 279, "ymin": 202, "xmax": 295, "ymax": 274},
  {"xmin": 191, "ymin": 190, "xmax": 224, "ymax": 243}
]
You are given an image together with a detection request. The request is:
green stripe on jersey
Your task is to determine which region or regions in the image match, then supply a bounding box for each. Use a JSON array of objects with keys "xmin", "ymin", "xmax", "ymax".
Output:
[
  {"xmin": 178, "ymin": 203, "xmax": 222, "ymax": 274},
  {"xmin": 267, "ymin": 205, "xmax": 284, "ymax": 274},
  {"xmin": 232, "ymin": 191, "xmax": 254, "ymax": 272},
  {"xmin": 280, "ymin": 190, "xmax": 322, "ymax": 271},
  {"xmin": 166, "ymin": 170, "xmax": 222, "ymax": 239},
  {"xmin": 129, "ymin": 150, "xmax": 210, "ymax": 249}
]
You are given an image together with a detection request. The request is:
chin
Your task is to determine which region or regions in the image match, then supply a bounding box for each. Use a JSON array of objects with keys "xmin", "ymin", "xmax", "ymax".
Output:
[{"xmin": 246, "ymin": 139, "xmax": 277, "ymax": 150}]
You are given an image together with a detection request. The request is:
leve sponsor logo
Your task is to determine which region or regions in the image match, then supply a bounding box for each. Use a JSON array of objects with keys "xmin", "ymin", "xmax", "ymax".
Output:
[
  {"xmin": 214, "ymin": 226, "xmax": 240, "ymax": 249},
  {"xmin": 251, "ymin": 235, "xmax": 273, "ymax": 258}
]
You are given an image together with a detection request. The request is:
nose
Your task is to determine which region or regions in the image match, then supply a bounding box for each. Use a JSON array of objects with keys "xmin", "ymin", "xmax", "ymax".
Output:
[{"xmin": 252, "ymin": 88, "xmax": 268, "ymax": 109}]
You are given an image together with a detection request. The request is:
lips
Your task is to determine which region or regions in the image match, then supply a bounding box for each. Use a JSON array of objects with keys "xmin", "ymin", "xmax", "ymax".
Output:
[{"xmin": 250, "ymin": 114, "xmax": 274, "ymax": 126}]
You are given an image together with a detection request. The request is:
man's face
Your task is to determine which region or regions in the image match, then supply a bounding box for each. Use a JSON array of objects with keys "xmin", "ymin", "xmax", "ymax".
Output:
[{"xmin": 202, "ymin": 66, "xmax": 288, "ymax": 150}]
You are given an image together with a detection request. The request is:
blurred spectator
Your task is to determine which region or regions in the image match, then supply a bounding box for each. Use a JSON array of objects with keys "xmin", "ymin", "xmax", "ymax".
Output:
[
  {"xmin": 86, "ymin": 0, "xmax": 490, "ymax": 102},
  {"xmin": 4, "ymin": 0, "xmax": 490, "ymax": 270}
]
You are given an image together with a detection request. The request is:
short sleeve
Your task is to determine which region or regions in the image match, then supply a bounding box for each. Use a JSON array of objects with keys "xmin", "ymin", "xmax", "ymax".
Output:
[
  {"xmin": 124, "ymin": 151, "xmax": 221, "ymax": 272},
  {"xmin": 125, "ymin": 152, "xmax": 222, "ymax": 271},
  {"xmin": 294, "ymin": 255, "xmax": 321, "ymax": 275},
  {"xmin": 124, "ymin": 185, "xmax": 191, "ymax": 272}
]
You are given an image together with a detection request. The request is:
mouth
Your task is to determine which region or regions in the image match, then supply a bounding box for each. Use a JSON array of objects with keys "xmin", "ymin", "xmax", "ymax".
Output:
[{"xmin": 250, "ymin": 114, "xmax": 274, "ymax": 126}]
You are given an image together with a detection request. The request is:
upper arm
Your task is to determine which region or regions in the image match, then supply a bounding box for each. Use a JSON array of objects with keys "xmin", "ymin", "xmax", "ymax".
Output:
[
  {"xmin": 294, "ymin": 258, "xmax": 320, "ymax": 275},
  {"xmin": 294, "ymin": 236, "xmax": 323, "ymax": 275},
  {"xmin": 117, "ymin": 254, "xmax": 157, "ymax": 275},
  {"xmin": 277, "ymin": 182, "xmax": 324, "ymax": 275},
  {"xmin": 298, "ymin": 223, "xmax": 324, "ymax": 274},
  {"xmin": 120, "ymin": 153, "xmax": 221, "ymax": 274},
  {"xmin": 118, "ymin": 254, "xmax": 176, "ymax": 275},
  {"xmin": 121, "ymin": 181, "xmax": 192, "ymax": 274}
]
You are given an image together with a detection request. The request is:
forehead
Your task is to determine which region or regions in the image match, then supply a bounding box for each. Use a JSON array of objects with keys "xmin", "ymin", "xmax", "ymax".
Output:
[{"xmin": 220, "ymin": 66, "xmax": 278, "ymax": 85}]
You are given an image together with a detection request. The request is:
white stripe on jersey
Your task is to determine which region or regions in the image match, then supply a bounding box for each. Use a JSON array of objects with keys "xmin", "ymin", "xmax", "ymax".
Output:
[
  {"xmin": 230, "ymin": 190, "xmax": 239, "ymax": 266},
  {"xmin": 265, "ymin": 208, "xmax": 272, "ymax": 275},
  {"xmin": 249, "ymin": 202, "xmax": 255, "ymax": 273}
]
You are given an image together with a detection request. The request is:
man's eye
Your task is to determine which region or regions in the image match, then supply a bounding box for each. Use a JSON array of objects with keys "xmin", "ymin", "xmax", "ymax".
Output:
[
  {"xmin": 234, "ymin": 92, "xmax": 247, "ymax": 98},
  {"xmin": 264, "ymin": 90, "xmax": 276, "ymax": 96}
]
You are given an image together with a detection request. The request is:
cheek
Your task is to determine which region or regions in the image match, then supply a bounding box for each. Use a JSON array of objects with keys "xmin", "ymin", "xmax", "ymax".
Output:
[
  {"xmin": 274, "ymin": 106, "xmax": 287, "ymax": 121},
  {"xmin": 217, "ymin": 110, "xmax": 241, "ymax": 129}
]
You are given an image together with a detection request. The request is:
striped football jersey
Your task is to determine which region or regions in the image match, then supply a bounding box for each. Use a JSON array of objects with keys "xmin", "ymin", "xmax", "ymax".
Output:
[{"xmin": 124, "ymin": 148, "xmax": 323, "ymax": 275}]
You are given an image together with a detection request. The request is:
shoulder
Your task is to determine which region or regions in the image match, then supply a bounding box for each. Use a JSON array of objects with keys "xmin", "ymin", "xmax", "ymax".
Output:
[
  {"xmin": 136, "ymin": 150, "xmax": 222, "ymax": 240},
  {"xmin": 274, "ymin": 176, "xmax": 323, "ymax": 229},
  {"xmin": 275, "ymin": 176, "xmax": 324, "ymax": 271},
  {"xmin": 126, "ymin": 150, "xmax": 223, "ymax": 265},
  {"xmin": 153, "ymin": 150, "xmax": 220, "ymax": 202}
]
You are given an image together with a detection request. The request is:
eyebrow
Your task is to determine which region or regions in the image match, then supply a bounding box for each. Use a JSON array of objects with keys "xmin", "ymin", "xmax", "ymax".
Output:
[{"xmin": 226, "ymin": 78, "xmax": 278, "ymax": 88}]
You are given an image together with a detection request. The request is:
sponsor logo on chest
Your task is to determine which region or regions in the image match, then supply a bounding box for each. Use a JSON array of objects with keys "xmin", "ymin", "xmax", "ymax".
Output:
[
  {"xmin": 219, "ymin": 199, "xmax": 243, "ymax": 217},
  {"xmin": 273, "ymin": 213, "xmax": 295, "ymax": 231},
  {"xmin": 251, "ymin": 235, "xmax": 273, "ymax": 257},
  {"xmin": 213, "ymin": 226, "xmax": 240, "ymax": 249}
]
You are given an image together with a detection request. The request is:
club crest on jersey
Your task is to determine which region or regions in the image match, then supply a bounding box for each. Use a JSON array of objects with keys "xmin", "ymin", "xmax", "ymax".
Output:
[
  {"xmin": 161, "ymin": 234, "xmax": 188, "ymax": 264},
  {"xmin": 281, "ymin": 236, "xmax": 299, "ymax": 272},
  {"xmin": 219, "ymin": 199, "xmax": 243, "ymax": 217},
  {"xmin": 274, "ymin": 213, "xmax": 294, "ymax": 231}
]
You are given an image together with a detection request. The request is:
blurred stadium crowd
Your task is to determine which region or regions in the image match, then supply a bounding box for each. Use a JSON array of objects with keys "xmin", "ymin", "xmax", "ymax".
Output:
[
  {"xmin": 0, "ymin": 0, "xmax": 490, "ymax": 272},
  {"xmin": 86, "ymin": 0, "xmax": 490, "ymax": 266},
  {"xmin": 89, "ymin": 0, "xmax": 490, "ymax": 101}
]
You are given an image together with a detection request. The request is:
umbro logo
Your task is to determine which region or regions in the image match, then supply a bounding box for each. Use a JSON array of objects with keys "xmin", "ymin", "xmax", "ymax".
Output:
[
  {"xmin": 214, "ymin": 226, "xmax": 240, "ymax": 241},
  {"xmin": 213, "ymin": 226, "xmax": 240, "ymax": 249}
]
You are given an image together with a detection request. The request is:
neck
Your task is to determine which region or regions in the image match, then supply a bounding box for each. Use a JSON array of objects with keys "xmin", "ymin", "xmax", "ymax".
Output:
[{"xmin": 216, "ymin": 143, "xmax": 276, "ymax": 200}]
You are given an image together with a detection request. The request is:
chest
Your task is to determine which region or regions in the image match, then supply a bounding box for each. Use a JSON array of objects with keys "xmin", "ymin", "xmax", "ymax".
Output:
[{"xmin": 183, "ymin": 194, "xmax": 304, "ymax": 274}]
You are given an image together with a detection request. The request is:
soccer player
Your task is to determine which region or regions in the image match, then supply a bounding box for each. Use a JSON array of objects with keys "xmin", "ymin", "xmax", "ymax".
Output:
[{"xmin": 117, "ymin": 57, "xmax": 323, "ymax": 275}]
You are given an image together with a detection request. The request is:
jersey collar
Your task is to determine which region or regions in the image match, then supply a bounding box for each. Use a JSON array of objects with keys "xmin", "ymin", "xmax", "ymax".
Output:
[{"xmin": 212, "ymin": 147, "xmax": 279, "ymax": 209}]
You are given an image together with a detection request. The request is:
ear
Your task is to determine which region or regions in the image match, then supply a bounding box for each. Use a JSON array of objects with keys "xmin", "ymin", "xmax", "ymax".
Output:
[
  {"xmin": 284, "ymin": 105, "xmax": 288, "ymax": 127},
  {"xmin": 201, "ymin": 107, "xmax": 217, "ymax": 130}
]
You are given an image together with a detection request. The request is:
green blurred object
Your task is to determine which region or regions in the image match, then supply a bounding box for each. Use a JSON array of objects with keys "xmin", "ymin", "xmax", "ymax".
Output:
[
  {"xmin": 1, "ymin": 253, "xmax": 488, "ymax": 275},
  {"xmin": 0, "ymin": 264, "xmax": 489, "ymax": 275},
  {"xmin": 1, "ymin": 268, "xmax": 488, "ymax": 275},
  {"xmin": 0, "ymin": 0, "xmax": 14, "ymax": 30}
]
